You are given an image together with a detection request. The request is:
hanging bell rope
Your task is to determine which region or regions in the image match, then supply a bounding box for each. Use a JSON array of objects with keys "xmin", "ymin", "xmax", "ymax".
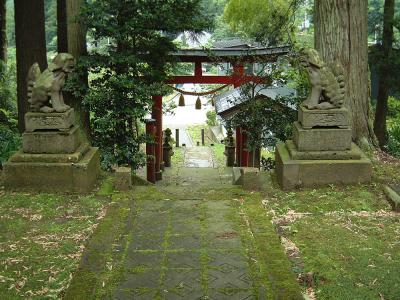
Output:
[
  {"xmin": 169, "ymin": 84, "xmax": 230, "ymax": 96},
  {"xmin": 195, "ymin": 96, "xmax": 202, "ymax": 110},
  {"xmin": 178, "ymin": 94, "xmax": 185, "ymax": 106}
]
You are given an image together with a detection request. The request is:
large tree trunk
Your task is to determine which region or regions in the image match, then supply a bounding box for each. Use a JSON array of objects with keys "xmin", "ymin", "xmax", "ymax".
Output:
[
  {"xmin": 14, "ymin": 0, "xmax": 47, "ymax": 133},
  {"xmin": 57, "ymin": 0, "xmax": 90, "ymax": 137},
  {"xmin": 315, "ymin": 0, "xmax": 376, "ymax": 148},
  {"xmin": 57, "ymin": 0, "xmax": 68, "ymax": 53},
  {"xmin": 0, "ymin": 0, "xmax": 7, "ymax": 62},
  {"xmin": 373, "ymin": 0, "xmax": 395, "ymax": 148}
]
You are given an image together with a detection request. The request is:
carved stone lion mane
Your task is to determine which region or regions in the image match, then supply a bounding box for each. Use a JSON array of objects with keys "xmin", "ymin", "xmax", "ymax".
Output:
[
  {"xmin": 299, "ymin": 48, "xmax": 346, "ymax": 110},
  {"xmin": 27, "ymin": 53, "xmax": 75, "ymax": 113}
]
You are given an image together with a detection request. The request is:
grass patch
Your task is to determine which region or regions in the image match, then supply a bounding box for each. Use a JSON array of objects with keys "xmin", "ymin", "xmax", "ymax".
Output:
[
  {"xmin": 171, "ymin": 146, "xmax": 184, "ymax": 167},
  {"xmin": 0, "ymin": 177, "xmax": 113, "ymax": 299},
  {"xmin": 252, "ymin": 156, "xmax": 400, "ymax": 299}
]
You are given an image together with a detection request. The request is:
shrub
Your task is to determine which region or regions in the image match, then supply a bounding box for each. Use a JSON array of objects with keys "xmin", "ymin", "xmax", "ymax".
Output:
[
  {"xmin": 0, "ymin": 125, "xmax": 21, "ymax": 166},
  {"xmin": 206, "ymin": 110, "xmax": 218, "ymax": 126},
  {"xmin": 387, "ymin": 119, "xmax": 400, "ymax": 158},
  {"xmin": 387, "ymin": 96, "xmax": 400, "ymax": 119}
]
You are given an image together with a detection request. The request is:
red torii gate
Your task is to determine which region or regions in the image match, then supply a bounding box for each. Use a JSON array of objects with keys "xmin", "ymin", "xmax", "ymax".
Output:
[{"xmin": 147, "ymin": 46, "xmax": 290, "ymax": 182}]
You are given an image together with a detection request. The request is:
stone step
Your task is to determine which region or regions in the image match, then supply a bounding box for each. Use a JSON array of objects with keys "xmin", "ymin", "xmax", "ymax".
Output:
[{"xmin": 9, "ymin": 142, "xmax": 90, "ymax": 163}]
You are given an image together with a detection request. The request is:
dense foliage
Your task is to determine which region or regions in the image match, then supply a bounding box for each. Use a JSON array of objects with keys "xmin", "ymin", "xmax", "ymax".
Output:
[
  {"xmin": 76, "ymin": 0, "xmax": 210, "ymax": 170},
  {"xmin": 386, "ymin": 97, "xmax": 400, "ymax": 157},
  {"xmin": 0, "ymin": 58, "xmax": 19, "ymax": 165},
  {"xmin": 223, "ymin": 0, "xmax": 305, "ymax": 45}
]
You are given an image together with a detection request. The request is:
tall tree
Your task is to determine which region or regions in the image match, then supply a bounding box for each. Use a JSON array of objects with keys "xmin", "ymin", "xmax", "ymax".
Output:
[
  {"xmin": 57, "ymin": 0, "xmax": 90, "ymax": 136},
  {"xmin": 78, "ymin": 0, "xmax": 210, "ymax": 170},
  {"xmin": 223, "ymin": 0, "xmax": 301, "ymax": 45},
  {"xmin": 373, "ymin": 0, "xmax": 395, "ymax": 147},
  {"xmin": 0, "ymin": 0, "xmax": 6, "ymax": 62},
  {"xmin": 14, "ymin": 0, "xmax": 47, "ymax": 132},
  {"xmin": 315, "ymin": 0, "xmax": 376, "ymax": 147}
]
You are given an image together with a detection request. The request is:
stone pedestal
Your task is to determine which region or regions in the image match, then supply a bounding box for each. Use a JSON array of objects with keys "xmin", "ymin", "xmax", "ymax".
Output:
[
  {"xmin": 25, "ymin": 108, "xmax": 75, "ymax": 132},
  {"xmin": 298, "ymin": 106, "xmax": 349, "ymax": 129},
  {"xmin": 4, "ymin": 109, "xmax": 100, "ymax": 193},
  {"xmin": 276, "ymin": 106, "xmax": 372, "ymax": 190}
]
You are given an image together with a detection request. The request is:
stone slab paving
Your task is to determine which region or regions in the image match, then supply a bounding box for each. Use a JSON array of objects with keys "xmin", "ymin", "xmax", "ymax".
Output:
[
  {"xmin": 184, "ymin": 147, "xmax": 215, "ymax": 168},
  {"xmin": 66, "ymin": 152, "xmax": 302, "ymax": 299},
  {"xmin": 112, "ymin": 197, "xmax": 254, "ymax": 300}
]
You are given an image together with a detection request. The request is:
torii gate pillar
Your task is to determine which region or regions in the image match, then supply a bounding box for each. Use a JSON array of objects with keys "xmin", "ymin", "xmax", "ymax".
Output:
[{"xmin": 232, "ymin": 63, "xmax": 249, "ymax": 167}]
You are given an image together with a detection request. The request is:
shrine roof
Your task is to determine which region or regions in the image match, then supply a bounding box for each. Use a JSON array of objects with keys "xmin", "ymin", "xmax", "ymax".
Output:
[
  {"xmin": 215, "ymin": 84, "xmax": 297, "ymax": 119},
  {"xmin": 171, "ymin": 45, "xmax": 291, "ymax": 62}
]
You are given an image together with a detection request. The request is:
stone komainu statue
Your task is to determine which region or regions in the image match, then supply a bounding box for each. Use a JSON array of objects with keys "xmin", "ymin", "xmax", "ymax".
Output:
[
  {"xmin": 27, "ymin": 53, "xmax": 75, "ymax": 113},
  {"xmin": 299, "ymin": 48, "xmax": 346, "ymax": 110}
]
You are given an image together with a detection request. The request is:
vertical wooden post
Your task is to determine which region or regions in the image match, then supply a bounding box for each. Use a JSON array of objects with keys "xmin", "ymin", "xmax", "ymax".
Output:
[
  {"xmin": 145, "ymin": 119, "xmax": 156, "ymax": 184},
  {"xmin": 235, "ymin": 126, "xmax": 242, "ymax": 167},
  {"xmin": 201, "ymin": 128, "xmax": 205, "ymax": 146},
  {"xmin": 194, "ymin": 61, "xmax": 202, "ymax": 77},
  {"xmin": 175, "ymin": 128, "xmax": 180, "ymax": 147},
  {"xmin": 152, "ymin": 95, "xmax": 163, "ymax": 181},
  {"xmin": 233, "ymin": 63, "xmax": 245, "ymax": 88}
]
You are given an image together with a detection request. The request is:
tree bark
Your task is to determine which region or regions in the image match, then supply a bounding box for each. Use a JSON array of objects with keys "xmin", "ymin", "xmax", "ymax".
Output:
[
  {"xmin": 14, "ymin": 0, "xmax": 47, "ymax": 133},
  {"xmin": 57, "ymin": 0, "xmax": 68, "ymax": 53},
  {"xmin": 0, "ymin": 0, "xmax": 7, "ymax": 62},
  {"xmin": 315, "ymin": 0, "xmax": 376, "ymax": 147},
  {"xmin": 57, "ymin": 0, "xmax": 90, "ymax": 137},
  {"xmin": 373, "ymin": 0, "xmax": 394, "ymax": 148}
]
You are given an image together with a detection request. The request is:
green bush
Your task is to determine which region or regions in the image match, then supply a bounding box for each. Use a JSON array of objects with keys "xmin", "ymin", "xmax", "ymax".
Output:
[
  {"xmin": 387, "ymin": 96, "xmax": 400, "ymax": 119},
  {"xmin": 206, "ymin": 110, "xmax": 218, "ymax": 126},
  {"xmin": 0, "ymin": 125, "xmax": 21, "ymax": 166},
  {"xmin": 387, "ymin": 119, "xmax": 400, "ymax": 157},
  {"xmin": 0, "ymin": 60, "xmax": 17, "ymax": 112}
]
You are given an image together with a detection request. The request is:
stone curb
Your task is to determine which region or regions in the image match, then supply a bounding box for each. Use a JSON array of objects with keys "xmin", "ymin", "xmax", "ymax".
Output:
[{"xmin": 383, "ymin": 185, "xmax": 400, "ymax": 212}]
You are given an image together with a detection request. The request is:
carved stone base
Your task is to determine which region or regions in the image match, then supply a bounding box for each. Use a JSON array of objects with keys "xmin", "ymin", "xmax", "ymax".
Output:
[
  {"xmin": 25, "ymin": 108, "xmax": 75, "ymax": 132},
  {"xmin": 286, "ymin": 140, "xmax": 362, "ymax": 160},
  {"xmin": 22, "ymin": 125, "xmax": 81, "ymax": 154},
  {"xmin": 298, "ymin": 106, "xmax": 349, "ymax": 129},
  {"xmin": 293, "ymin": 121, "xmax": 352, "ymax": 151},
  {"xmin": 9, "ymin": 143, "xmax": 90, "ymax": 163},
  {"xmin": 4, "ymin": 147, "xmax": 100, "ymax": 193},
  {"xmin": 275, "ymin": 143, "xmax": 372, "ymax": 190}
]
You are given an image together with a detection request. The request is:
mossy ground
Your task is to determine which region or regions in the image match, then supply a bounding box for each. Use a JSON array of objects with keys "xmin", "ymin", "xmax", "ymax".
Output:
[
  {"xmin": 1, "ymin": 146, "xmax": 399, "ymax": 299},
  {"xmin": 65, "ymin": 166, "xmax": 303, "ymax": 299},
  {"xmin": 255, "ymin": 153, "xmax": 400, "ymax": 299},
  {"xmin": 0, "ymin": 174, "xmax": 114, "ymax": 299}
]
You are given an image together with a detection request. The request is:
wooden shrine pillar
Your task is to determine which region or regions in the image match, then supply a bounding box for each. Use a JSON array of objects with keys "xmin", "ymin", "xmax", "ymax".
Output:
[
  {"xmin": 145, "ymin": 119, "xmax": 156, "ymax": 183},
  {"xmin": 152, "ymin": 95, "xmax": 163, "ymax": 181},
  {"xmin": 195, "ymin": 61, "xmax": 202, "ymax": 78},
  {"xmin": 233, "ymin": 64, "xmax": 245, "ymax": 88}
]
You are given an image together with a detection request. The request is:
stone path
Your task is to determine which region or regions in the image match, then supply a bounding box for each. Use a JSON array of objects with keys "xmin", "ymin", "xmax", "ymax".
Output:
[
  {"xmin": 113, "ymin": 168, "xmax": 257, "ymax": 299},
  {"xmin": 184, "ymin": 147, "xmax": 215, "ymax": 168},
  {"xmin": 66, "ymin": 149, "xmax": 302, "ymax": 299}
]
